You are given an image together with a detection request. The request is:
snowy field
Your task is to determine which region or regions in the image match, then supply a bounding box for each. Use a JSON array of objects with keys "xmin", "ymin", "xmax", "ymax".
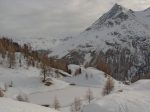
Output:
[
  {"xmin": 29, "ymin": 86, "xmax": 101, "ymax": 110},
  {"xmin": 0, "ymin": 64, "xmax": 108, "ymax": 112},
  {"xmin": 0, "ymin": 64, "xmax": 150, "ymax": 112},
  {"xmin": 0, "ymin": 66, "xmax": 68, "ymax": 99},
  {"xmin": 0, "ymin": 98, "xmax": 58, "ymax": 112},
  {"xmin": 28, "ymin": 66, "xmax": 108, "ymax": 112},
  {"xmin": 83, "ymin": 80, "xmax": 150, "ymax": 112}
]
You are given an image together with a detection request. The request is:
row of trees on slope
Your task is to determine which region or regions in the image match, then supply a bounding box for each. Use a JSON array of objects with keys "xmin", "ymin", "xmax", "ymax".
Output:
[{"xmin": 0, "ymin": 37, "xmax": 68, "ymax": 77}]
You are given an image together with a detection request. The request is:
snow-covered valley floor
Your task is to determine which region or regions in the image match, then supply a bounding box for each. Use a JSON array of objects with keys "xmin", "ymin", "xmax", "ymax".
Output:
[
  {"xmin": 29, "ymin": 86, "xmax": 101, "ymax": 112},
  {"xmin": 0, "ymin": 64, "xmax": 150, "ymax": 112},
  {"xmin": 0, "ymin": 64, "xmax": 108, "ymax": 112},
  {"xmin": 28, "ymin": 66, "xmax": 108, "ymax": 112}
]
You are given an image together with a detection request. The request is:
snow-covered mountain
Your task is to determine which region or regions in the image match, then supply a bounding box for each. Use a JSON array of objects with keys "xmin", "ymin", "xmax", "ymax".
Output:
[{"xmin": 49, "ymin": 4, "xmax": 150, "ymax": 81}]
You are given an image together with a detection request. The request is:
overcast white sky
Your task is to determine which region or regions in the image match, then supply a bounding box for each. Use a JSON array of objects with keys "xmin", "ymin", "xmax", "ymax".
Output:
[{"xmin": 0, "ymin": 0, "xmax": 150, "ymax": 39}]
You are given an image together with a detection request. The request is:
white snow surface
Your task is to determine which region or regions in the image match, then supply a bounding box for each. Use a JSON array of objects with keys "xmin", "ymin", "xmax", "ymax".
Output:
[
  {"xmin": 0, "ymin": 66, "xmax": 68, "ymax": 98},
  {"xmin": 0, "ymin": 98, "xmax": 59, "ymax": 112},
  {"xmin": 0, "ymin": 63, "xmax": 150, "ymax": 112},
  {"xmin": 29, "ymin": 66, "xmax": 109, "ymax": 112},
  {"xmin": 63, "ymin": 66, "xmax": 107, "ymax": 87},
  {"xmin": 83, "ymin": 79, "xmax": 150, "ymax": 112},
  {"xmin": 0, "ymin": 63, "xmax": 109, "ymax": 112}
]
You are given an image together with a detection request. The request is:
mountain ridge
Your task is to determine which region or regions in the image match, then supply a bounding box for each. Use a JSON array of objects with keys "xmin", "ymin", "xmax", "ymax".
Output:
[{"xmin": 49, "ymin": 4, "xmax": 150, "ymax": 81}]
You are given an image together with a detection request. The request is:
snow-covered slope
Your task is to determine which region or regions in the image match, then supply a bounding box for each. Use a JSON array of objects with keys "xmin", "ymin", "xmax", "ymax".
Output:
[
  {"xmin": 49, "ymin": 4, "xmax": 150, "ymax": 58},
  {"xmin": 63, "ymin": 65, "xmax": 107, "ymax": 87},
  {"xmin": 29, "ymin": 65, "xmax": 112, "ymax": 112},
  {"xmin": 135, "ymin": 8, "xmax": 150, "ymax": 30},
  {"xmin": 0, "ymin": 65, "xmax": 68, "ymax": 99},
  {"xmin": 0, "ymin": 98, "xmax": 58, "ymax": 112},
  {"xmin": 83, "ymin": 79, "xmax": 150, "ymax": 112},
  {"xmin": 49, "ymin": 4, "xmax": 150, "ymax": 81}
]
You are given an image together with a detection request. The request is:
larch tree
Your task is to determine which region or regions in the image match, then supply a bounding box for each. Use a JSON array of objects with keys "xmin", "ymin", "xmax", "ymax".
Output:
[
  {"xmin": 71, "ymin": 97, "xmax": 82, "ymax": 112},
  {"xmin": 85, "ymin": 88, "xmax": 94, "ymax": 104},
  {"xmin": 7, "ymin": 45, "xmax": 16, "ymax": 68},
  {"xmin": 102, "ymin": 76, "xmax": 114, "ymax": 96},
  {"xmin": 53, "ymin": 96, "xmax": 60, "ymax": 110},
  {"xmin": 40, "ymin": 64, "xmax": 51, "ymax": 82}
]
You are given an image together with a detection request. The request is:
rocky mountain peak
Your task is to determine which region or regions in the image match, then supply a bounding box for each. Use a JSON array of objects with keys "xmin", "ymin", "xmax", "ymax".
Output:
[
  {"xmin": 111, "ymin": 3, "xmax": 127, "ymax": 13},
  {"xmin": 85, "ymin": 3, "xmax": 132, "ymax": 31}
]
